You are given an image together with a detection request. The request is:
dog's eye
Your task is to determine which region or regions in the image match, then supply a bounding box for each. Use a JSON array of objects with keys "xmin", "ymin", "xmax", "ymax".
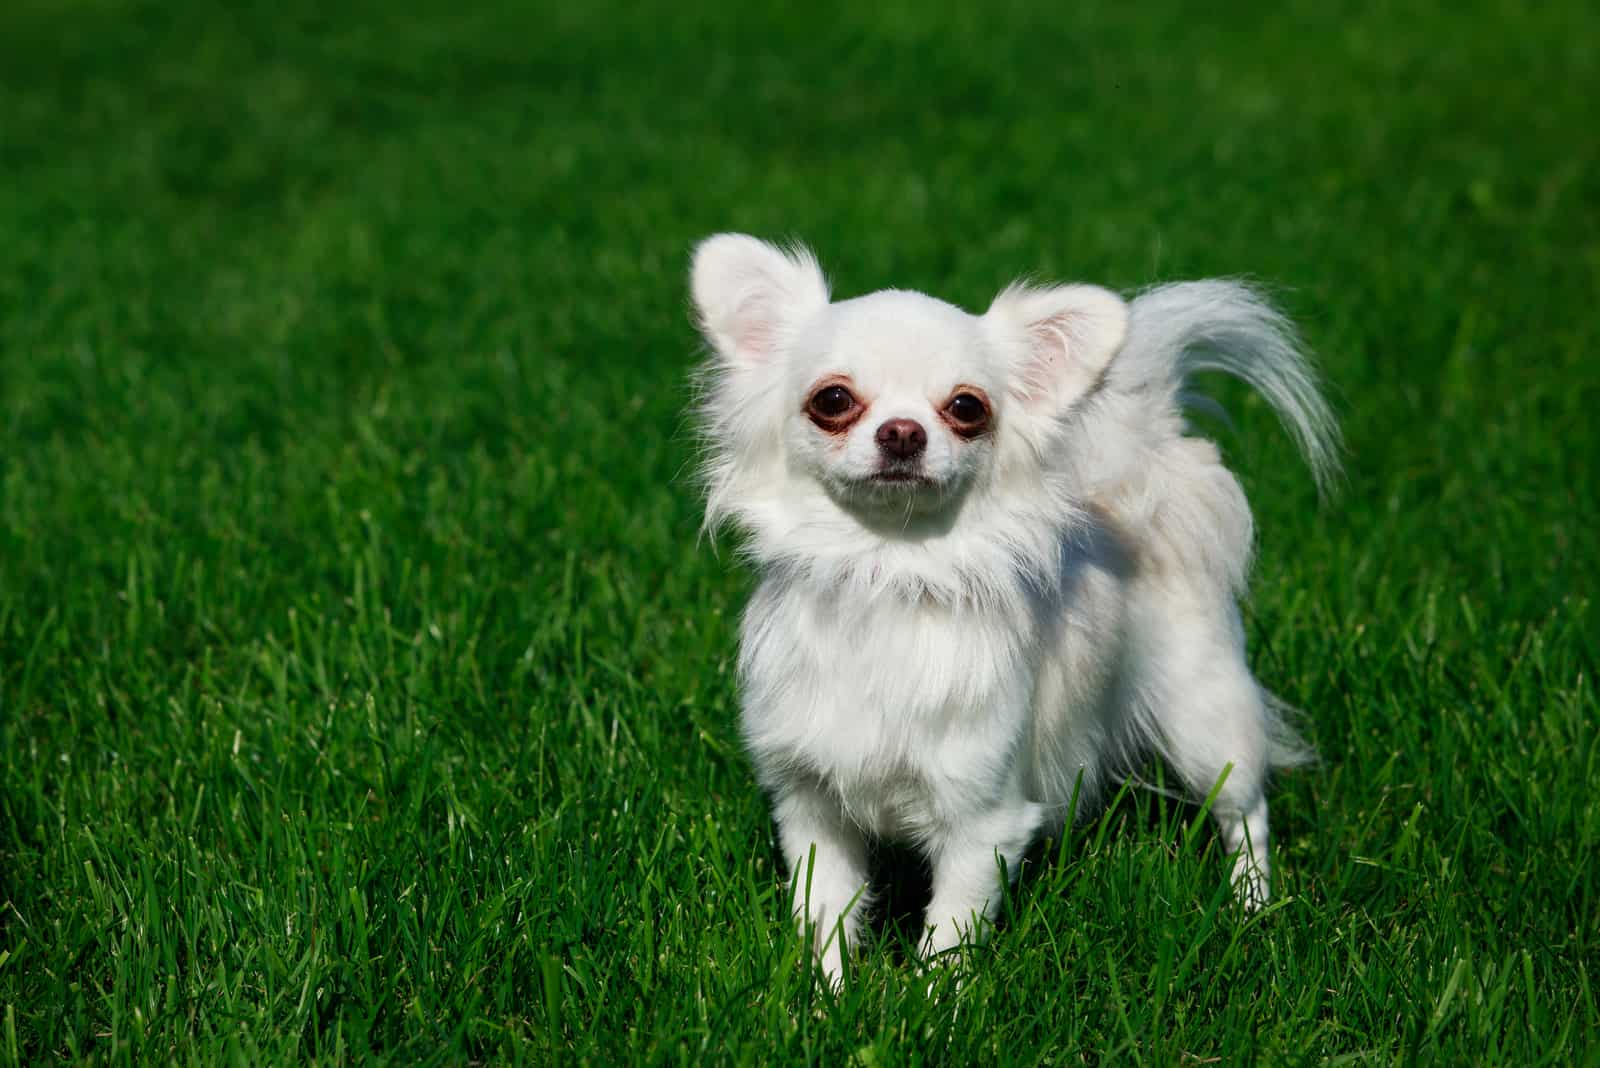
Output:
[
  {"xmin": 944, "ymin": 392, "xmax": 989, "ymax": 433},
  {"xmin": 808, "ymin": 385, "xmax": 859, "ymax": 423}
]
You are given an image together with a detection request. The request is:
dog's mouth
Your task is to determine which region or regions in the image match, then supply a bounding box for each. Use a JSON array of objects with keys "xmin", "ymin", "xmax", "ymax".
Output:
[{"xmin": 868, "ymin": 469, "xmax": 934, "ymax": 487}]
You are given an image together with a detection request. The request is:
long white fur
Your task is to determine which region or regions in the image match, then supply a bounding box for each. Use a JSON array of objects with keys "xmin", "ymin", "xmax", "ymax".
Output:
[{"xmin": 689, "ymin": 234, "xmax": 1340, "ymax": 984}]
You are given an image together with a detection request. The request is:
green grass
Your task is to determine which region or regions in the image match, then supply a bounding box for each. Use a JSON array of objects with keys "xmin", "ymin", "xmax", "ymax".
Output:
[{"xmin": 2, "ymin": 0, "xmax": 1597, "ymax": 1062}]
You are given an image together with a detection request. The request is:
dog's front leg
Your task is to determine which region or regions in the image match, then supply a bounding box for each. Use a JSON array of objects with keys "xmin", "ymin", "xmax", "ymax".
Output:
[
  {"xmin": 773, "ymin": 782, "xmax": 872, "ymax": 986},
  {"xmin": 920, "ymin": 796, "xmax": 1046, "ymax": 961}
]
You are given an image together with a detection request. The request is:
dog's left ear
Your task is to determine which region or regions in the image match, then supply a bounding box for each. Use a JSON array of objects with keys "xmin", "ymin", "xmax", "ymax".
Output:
[
  {"xmin": 984, "ymin": 283, "xmax": 1128, "ymax": 413},
  {"xmin": 691, "ymin": 234, "xmax": 830, "ymax": 369}
]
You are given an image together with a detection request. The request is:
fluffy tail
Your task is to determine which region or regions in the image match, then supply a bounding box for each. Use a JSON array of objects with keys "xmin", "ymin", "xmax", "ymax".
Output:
[{"xmin": 1113, "ymin": 280, "xmax": 1342, "ymax": 495}]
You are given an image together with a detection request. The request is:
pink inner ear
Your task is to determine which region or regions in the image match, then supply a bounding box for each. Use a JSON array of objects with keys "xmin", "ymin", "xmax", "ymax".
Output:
[
  {"xmin": 1013, "ymin": 317, "xmax": 1076, "ymax": 404},
  {"xmin": 721, "ymin": 281, "xmax": 789, "ymax": 365},
  {"xmin": 733, "ymin": 316, "xmax": 777, "ymax": 365}
]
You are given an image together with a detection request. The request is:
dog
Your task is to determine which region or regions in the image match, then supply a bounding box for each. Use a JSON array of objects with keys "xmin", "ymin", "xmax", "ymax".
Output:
[{"xmin": 688, "ymin": 234, "xmax": 1338, "ymax": 984}]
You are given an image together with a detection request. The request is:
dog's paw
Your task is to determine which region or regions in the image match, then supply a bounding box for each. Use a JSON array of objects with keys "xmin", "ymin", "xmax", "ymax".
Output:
[{"xmin": 1231, "ymin": 853, "xmax": 1271, "ymax": 910}]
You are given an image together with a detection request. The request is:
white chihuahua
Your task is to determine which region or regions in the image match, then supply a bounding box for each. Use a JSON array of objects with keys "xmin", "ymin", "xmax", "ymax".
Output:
[{"xmin": 689, "ymin": 234, "xmax": 1338, "ymax": 983}]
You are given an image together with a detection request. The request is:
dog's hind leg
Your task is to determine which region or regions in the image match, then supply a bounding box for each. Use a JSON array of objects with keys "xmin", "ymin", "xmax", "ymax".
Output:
[{"xmin": 1139, "ymin": 601, "xmax": 1276, "ymax": 907}]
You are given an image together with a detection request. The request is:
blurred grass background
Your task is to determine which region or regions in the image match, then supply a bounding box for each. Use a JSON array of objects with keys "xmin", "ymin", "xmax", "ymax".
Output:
[{"xmin": 1, "ymin": 0, "xmax": 1596, "ymax": 1062}]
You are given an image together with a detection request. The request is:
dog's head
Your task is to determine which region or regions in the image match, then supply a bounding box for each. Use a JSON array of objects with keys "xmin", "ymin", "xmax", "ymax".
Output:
[{"xmin": 691, "ymin": 234, "xmax": 1127, "ymax": 561}]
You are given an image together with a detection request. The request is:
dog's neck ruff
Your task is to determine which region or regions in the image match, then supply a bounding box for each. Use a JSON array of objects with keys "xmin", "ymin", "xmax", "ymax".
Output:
[{"xmin": 735, "ymin": 488, "xmax": 1089, "ymax": 615}]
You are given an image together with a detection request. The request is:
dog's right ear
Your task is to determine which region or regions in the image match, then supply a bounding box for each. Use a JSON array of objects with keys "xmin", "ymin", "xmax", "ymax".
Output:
[
  {"xmin": 691, "ymin": 234, "xmax": 829, "ymax": 368},
  {"xmin": 984, "ymin": 282, "xmax": 1128, "ymax": 415}
]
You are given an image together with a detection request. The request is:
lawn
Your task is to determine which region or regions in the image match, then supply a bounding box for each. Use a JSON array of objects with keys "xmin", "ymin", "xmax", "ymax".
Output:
[{"xmin": 2, "ymin": 0, "xmax": 1597, "ymax": 1063}]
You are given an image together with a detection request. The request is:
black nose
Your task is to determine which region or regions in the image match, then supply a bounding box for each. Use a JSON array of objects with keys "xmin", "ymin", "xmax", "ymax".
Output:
[{"xmin": 875, "ymin": 418, "xmax": 927, "ymax": 460}]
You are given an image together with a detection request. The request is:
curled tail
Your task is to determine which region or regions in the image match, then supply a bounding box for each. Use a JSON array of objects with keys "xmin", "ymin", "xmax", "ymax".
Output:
[{"xmin": 1114, "ymin": 280, "xmax": 1342, "ymax": 496}]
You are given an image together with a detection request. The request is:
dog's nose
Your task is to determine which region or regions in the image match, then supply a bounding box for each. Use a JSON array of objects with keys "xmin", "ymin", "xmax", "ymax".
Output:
[{"xmin": 875, "ymin": 418, "xmax": 927, "ymax": 460}]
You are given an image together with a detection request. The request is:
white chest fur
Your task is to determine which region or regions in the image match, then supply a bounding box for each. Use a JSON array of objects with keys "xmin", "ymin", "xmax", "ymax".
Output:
[{"xmin": 737, "ymin": 578, "xmax": 1039, "ymax": 840}]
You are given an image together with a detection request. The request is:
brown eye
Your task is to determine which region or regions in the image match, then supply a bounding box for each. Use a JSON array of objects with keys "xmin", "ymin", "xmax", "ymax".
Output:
[
  {"xmin": 945, "ymin": 392, "xmax": 989, "ymax": 434},
  {"xmin": 808, "ymin": 385, "xmax": 859, "ymax": 424}
]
